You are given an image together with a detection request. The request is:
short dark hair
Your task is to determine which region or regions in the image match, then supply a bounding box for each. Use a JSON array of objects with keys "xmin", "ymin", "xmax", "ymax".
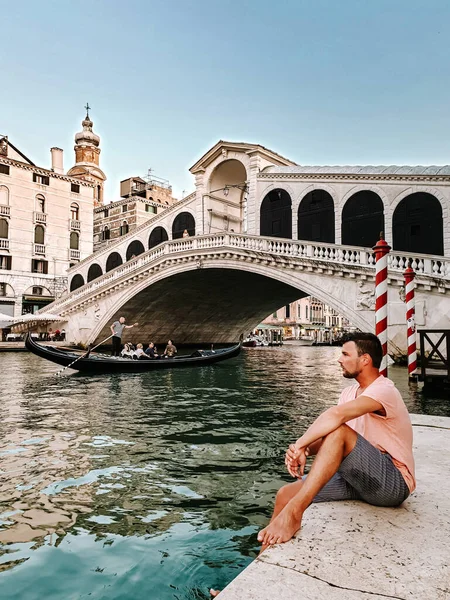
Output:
[{"xmin": 341, "ymin": 332, "xmax": 383, "ymax": 369}]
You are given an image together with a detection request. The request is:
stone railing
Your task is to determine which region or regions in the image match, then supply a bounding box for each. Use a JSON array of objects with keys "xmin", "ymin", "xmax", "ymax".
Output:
[
  {"xmin": 68, "ymin": 191, "xmax": 197, "ymax": 272},
  {"xmin": 34, "ymin": 211, "xmax": 47, "ymax": 224},
  {"xmin": 34, "ymin": 243, "xmax": 46, "ymax": 255},
  {"xmin": 69, "ymin": 249, "xmax": 81, "ymax": 260},
  {"xmin": 0, "ymin": 205, "xmax": 10, "ymax": 217},
  {"xmin": 46, "ymin": 233, "xmax": 450, "ymax": 315},
  {"xmin": 0, "ymin": 239, "xmax": 9, "ymax": 250},
  {"xmin": 70, "ymin": 219, "xmax": 81, "ymax": 231}
]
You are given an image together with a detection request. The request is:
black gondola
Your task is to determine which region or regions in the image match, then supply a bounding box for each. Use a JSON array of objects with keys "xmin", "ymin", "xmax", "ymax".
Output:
[{"xmin": 25, "ymin": 333, "xmax": 241, "ymax": 374}]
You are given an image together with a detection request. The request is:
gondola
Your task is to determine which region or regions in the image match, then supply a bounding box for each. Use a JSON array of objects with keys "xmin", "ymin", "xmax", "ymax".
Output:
[{"xmin": 25, "ymin": 333, "xmax": 241, "ymax": 374}]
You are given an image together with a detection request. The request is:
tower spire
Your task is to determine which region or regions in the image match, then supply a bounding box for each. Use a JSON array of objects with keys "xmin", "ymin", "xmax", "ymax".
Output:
[{"xmin": 84, "ymin": 102, "xmax": 91, "ymax": 119}]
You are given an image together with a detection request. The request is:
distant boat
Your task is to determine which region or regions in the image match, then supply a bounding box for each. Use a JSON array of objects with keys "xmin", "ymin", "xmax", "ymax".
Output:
[{"xmin": 25, "ymin": 334, "xmax": 241, "ymax": 373}]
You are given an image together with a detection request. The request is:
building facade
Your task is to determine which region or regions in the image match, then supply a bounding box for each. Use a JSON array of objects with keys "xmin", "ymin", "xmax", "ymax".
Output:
[
  {"xmin": 0, "ymin": 121, "xmax": 97, "ymax": 327},
  {"xmin": 93, "ymin": 175, "xmax": 178, "ymax": 252}
]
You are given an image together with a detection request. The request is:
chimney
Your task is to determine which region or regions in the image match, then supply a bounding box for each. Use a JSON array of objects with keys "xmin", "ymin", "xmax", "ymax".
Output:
[{"xmin": 50, "ymin": 147, "xmax": 64, "ymax": 174}]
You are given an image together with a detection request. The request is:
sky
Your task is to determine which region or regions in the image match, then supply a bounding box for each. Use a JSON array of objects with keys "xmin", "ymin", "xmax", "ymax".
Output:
[{"xmin": 3, "ymin": 0, "xmax": 450, "ymax": 201}]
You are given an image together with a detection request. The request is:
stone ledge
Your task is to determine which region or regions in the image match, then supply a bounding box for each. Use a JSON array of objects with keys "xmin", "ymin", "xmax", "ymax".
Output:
[{"xmin": 218, "ymin": 414, "xmax": 450, "ymax": 600}]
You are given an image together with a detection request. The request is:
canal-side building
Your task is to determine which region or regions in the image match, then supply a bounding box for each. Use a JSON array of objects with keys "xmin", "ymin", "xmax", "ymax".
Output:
[
  {"xmin": 93, "ymin": 175, "xmax": 178, "ymax": 252},
  {"xmin": 0, "ymin": 127, "xmax": 96, "ymax": 328}
]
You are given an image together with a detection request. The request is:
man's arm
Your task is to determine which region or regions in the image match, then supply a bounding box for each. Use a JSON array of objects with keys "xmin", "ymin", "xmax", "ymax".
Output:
[
  {"xmin": 110, "ymin": 324, "xmax": 115, "ymax": 334},
  {"xmin": 125, "ymin": 322, "xmax": 139, "ymax": 329}
]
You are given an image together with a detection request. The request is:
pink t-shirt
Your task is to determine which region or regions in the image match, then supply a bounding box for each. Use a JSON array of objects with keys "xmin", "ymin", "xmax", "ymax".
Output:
[{"xmin": 339, "ymin": 375, "xmax": 416, "ymax": 492}]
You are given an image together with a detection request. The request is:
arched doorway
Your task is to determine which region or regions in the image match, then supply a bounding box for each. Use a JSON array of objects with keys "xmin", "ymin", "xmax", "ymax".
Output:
[
  {"xmin": 87, "ymin": 263, "xmax": 103, "ymax": 282},
  {"xmin": 298, "ymin": 190, "xmax": 335, "ymax": 243},
  {"xmin": 126, "ymin": 240, "xmax": 145, "ymax": 261},
  {"xmin": 207, "ymin": 159, "xmax": 248, "ymax": 233},
  {"xmin": 172, "ymin": 213, "xmax": 195, "ymax": 239},
  {"xmin": 106, "ymin": 252, "xmax": 123, "ymax": 272},
  {"xmin": 393, "ymin": 193, "xmax": 443, "ymax": 255},
  {"xmin": 260, "ymin": 189, "xmax": 292, "ymax": 238},
  {"xmin": 149, "ymin": 226, "xmax": 168, "ymax": 249},
  {"xmin": 342, "ymin": 191, "xmax": 384, "ymax": 247},
  {"xmin": 70, "ymin": 274, "xmax": 85, "ymax": 291}
]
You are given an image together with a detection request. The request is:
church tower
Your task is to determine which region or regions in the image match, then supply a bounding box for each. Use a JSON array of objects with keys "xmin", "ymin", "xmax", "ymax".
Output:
[{"xmin": 67, "ymin": 105, "xmax": 107, "ymax": 207}]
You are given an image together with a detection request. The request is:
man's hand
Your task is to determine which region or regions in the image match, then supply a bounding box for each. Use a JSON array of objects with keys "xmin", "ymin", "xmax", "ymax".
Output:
[
  {"xmin": 285, "ymin": 444, "xmax": 309, "ymax": 479},
  {"xmin": 133, "ymin": 322, "xmax": 138, "ymax": 326}
]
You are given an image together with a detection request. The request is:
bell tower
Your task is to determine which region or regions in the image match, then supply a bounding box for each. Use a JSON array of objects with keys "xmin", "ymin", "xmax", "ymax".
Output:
[{"xmin": 67, "ymin": 104, "xmax": 107, "ymax": 207}]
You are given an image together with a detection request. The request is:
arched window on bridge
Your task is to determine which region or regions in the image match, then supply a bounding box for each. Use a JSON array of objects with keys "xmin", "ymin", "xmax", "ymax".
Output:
[
  {"xmin": 172, "ymin": 212, "xmax": 195, "ymax": 239},
  {"xmin": 126, "ymin": 240, "xmax": 145, "ymax": 261},
  {"xmin": 87, "ymin": 263, "xmax": 103, "ymax": 282},
  {"xmin": 106, "ymin": 251, "xmax": 123, "ymax": 272},
  {"xmin": 70, "ymin": 274, "xmax": 85, "ymax": 291},
  {"xmin": 341, "ymin": 191, "xmax": 384, "ymax": 248},
  {"xmin": 260, "ymin": 189, "xmax": 292, "ymax": 239},
  {"xmin": 149, "ymin": 226, "xmax": 168, "ymax": 249},
  {"xmin": 393, "ymin": 193, "xmax": 443, "ymax": 255},
  {"xmin": 120, "ymin": 221, "xmax": 129, "ymax": 236},
  {"xmin": 298, "ymin": 190, "xmax": 335, "ymax": 243}
]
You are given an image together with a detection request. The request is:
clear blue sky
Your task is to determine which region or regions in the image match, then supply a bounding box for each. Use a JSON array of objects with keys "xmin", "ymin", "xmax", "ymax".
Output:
[{"xmin": 3, "ymin": 0, "xmax": 450, "ymax": 200}]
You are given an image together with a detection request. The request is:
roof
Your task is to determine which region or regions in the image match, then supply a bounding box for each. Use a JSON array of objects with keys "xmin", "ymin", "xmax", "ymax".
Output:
[{"xmin": 263, "ymin": 165, "xmax": 450, "ymax": 176}]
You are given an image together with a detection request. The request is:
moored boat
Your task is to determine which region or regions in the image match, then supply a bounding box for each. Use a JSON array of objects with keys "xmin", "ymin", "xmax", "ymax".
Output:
[{"xmin": 25, "ymin": 334, "xmax": 241, "ymax": 373}]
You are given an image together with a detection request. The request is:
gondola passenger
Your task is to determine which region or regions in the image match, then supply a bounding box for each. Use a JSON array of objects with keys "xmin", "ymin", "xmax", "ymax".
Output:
[{"xmin": 163, "ymin": 340, "xmax": 177, "ymax": 358}]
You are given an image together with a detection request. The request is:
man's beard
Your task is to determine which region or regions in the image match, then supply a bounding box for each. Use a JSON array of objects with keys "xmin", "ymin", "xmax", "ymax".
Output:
[{"xmin": 342, "ymin": 367, "xmax": 362, "ymax": 379}]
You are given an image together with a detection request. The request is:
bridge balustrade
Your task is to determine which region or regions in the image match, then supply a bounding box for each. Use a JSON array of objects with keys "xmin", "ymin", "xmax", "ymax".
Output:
[{"xmin": 49, "ymin": 233, "xmax": 450, "ymax": 315}]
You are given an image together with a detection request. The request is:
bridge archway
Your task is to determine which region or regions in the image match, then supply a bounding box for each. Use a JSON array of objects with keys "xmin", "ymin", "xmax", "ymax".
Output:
[
  {"xmin": 342, "ymin": 191, "xmax": 384, "ymax": 247},
  {"xmin": 298, "ymin": 189, "xmax": 335, "ymax": 243},
  {"xmin": 87, "ymin": 263, "xmax": 103, "ymax": 282},
  {"xmin": 172, "ymin": 212, "xmax": 195, "ymax": 239},
  {"xmin": 126, "ymin": 240, "xmax": 145, "ymax": 261},
  {"xmin": 393, "ymin": 192, "xmax": 443, "ymax": 255},
  {"xmin": 207, "ymin": 159, "xmax": 248, "ymax": 232},
  {"xmin": 106, "ymin": 252, "xmax": 123, "ymax": 272},
  {"xmin": 149, "ymin": 226, "xmax": 169, "ymax": 249},
  {"xmin": 260, "ymin": 189, "xmax": 292, "ymax": 238},
  {"xmin": 70, "ymin": 274, "xmax": 84, "ymax": 291}
]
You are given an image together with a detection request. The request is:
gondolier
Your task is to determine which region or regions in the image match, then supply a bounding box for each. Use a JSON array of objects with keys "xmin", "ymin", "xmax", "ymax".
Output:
[{"xmin": 110, "ymin": 317, "xmax": 138, "ymax": 356}]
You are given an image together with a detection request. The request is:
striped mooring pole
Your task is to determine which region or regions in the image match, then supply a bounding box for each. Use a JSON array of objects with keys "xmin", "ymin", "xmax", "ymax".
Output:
[
  {"xmin": 373, "ymin": 236, "xmax": 391, "ymax": 377},
  {"xmin": 404, "ymin": 265, "xmax": 418, "ymax": 380}
]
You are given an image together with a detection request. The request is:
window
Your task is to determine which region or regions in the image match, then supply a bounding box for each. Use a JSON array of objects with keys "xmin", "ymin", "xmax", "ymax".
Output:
[
  {"xmin": 0, "ymin": 185, "xmax": 9, "ymax": 205},
  {"xmin": 71, "ymin": 183, "xmax": 80, "ymax": 194},
  {"xmin": 34, "ymin": 225, "xmax": 45, "ymax": 244},
  {"xmin": 31, "ymin": 259, "xmax": 48, "ymax": 274},
  {"xmin": 0, "ymin": 282, "xmax": 6, "ymax": 296},
  {"xmin": 36, "ymin": 194, "xmax": 45, "ymax": 213},
  {"xmin": 103, "ymin": 226, "xmax": 110, "ymax": 241},
  {"xmin": 70, "ymin": 203, "xmax": 79, "ymax": 220},
  {"xmin": 306, "ymin": 306, "xmax": 309, "ymax": 320},
  {"xmin": 146, "ymin": 205, "xmax": 157, "ymax": 214},
  {"xmin": 285, "ymin": 305, "xmax": 290, "ymax": 319},
  {"xmin": 0, "ymin": 218, "xmax": 8, "ymax": 238},
  {"xmin": 32, "ymin": 286, "xmax": 43, "ymax": 295},
  {"xmin": 70, "ymin": 231, "xmax": 79, "ymax": 250},
  {"xmin": 272, "ymin": 312, "xmax": 277, "ymax": 318},
  {"xmin": 122, "ymin": 204, "xmax": 128, "ymax": 213},
  {"xmin": 33, "ymin": 173, "xmax": 50, "ymax": 186},
  {"xmin": 104, "ymin": 208, "xmax": 109, "ymax": 218},
  {"xmin": 0, "ymin": 164, "xmax": 10, "ymax": 175},
  {"xmin": 0, "ymin": 255, "xmax": 11, "ymax": 270},
  {"xmin": 120, "ymin": 221, "xmax": 129, "ymax": 236}
]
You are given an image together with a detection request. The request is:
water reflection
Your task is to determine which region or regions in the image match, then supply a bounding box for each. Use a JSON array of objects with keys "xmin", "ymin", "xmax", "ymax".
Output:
[{"xmin": 0, "ymin": 346, "xmax": 448, "ymax": 598}]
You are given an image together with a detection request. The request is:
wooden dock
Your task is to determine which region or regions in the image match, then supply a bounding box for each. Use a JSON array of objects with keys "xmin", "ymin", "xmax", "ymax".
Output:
[{"xmin": 418, "ymin": 329, "xmax": 449, "ymax": 391}]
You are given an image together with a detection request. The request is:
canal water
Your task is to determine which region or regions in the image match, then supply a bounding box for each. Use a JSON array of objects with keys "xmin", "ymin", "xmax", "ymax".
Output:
[{"xmin": 0, "ymin": 345, "xmax": 448, "ymax": 599}]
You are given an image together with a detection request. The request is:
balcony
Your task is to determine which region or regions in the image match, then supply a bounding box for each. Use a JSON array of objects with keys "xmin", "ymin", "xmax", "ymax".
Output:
[
  {"xmin": 34, "ymin": 211, "xmax": 47, "ymax": 224},
  {"xmin": 69, "ymin": 219, "xmax": 81, "ymax": 231},
  {"xmin": 34, "ymin": 244, "xmax": 46, "ymax": 255},
  {"xmin": 0, "ymin": 205, "xmax": 10, "ymax": 217},
  {"xmin": 0, "ymin": 239, "xmax": 9, "ymax": 250},
  {"xmin": 69, "ymin": 249, "xmax": 80, "ymax": 260}
]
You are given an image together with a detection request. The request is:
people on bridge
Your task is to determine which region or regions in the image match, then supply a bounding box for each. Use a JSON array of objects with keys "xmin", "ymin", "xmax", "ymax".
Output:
[
  {"xmin": 110, "ymin": 317, "xmax": 138, "ymax": 357},
  {"xmin": 163, "ymin": 340, "xmax": 177, "ymax": 358},
  {"xmin": 182, "ymin": 229, "xmax": 190, "ymax": 238},
  {"xmin": 210, "ymin": 332, "xmax": 415, "ymax": 597}
]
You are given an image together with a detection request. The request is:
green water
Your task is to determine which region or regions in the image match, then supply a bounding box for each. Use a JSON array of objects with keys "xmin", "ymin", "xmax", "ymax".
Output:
[{"xmin": 0, "ymin": 345, "xmax": 448, "ymax": 599}]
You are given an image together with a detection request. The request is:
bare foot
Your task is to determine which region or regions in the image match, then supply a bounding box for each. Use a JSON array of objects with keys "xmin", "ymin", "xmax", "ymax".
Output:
[
  {"xmin": 257, "ymin": 507, "xmax": 302, "ymax": 546},
  {"xmin": 210, "ymin": 589, "xmax": 220, "ymax": 597}
]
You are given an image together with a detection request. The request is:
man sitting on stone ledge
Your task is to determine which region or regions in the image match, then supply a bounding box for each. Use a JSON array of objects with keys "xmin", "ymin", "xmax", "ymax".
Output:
[{"xmin": 257, "ymin": 331, "xmax": 415, "ymax": 547}]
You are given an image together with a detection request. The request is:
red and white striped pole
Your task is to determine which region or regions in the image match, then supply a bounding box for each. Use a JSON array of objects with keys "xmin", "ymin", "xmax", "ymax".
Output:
[
  {"xmin": 373, "ymin": 236, "xmax": 391, "ymax": 377},
  {"xmin": 404, "ymin": 265, "xmax": 417, "ymax": 380}
]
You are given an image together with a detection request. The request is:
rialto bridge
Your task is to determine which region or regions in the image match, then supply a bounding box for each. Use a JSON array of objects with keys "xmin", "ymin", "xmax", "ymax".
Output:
[{"xmin": 43, "ymin": 141, "xmax": 450, "ymax": 353}]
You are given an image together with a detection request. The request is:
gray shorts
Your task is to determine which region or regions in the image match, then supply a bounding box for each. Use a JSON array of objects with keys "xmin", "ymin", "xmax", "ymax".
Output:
[{"xmin": 307, "ymin": 433, "xmax": 410, "ymax": 507}]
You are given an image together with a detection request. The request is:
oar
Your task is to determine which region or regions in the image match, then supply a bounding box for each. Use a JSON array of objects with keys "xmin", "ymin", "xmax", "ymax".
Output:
[{"xmin": 55, "ymin": 334, "xmax": 114, "ymax": 377}]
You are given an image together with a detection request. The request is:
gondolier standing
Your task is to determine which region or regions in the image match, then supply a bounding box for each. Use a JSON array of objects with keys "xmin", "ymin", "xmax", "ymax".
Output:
[{"xmin": 110, "ymin": 316, "xmax": 138, "ymax": 356}]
